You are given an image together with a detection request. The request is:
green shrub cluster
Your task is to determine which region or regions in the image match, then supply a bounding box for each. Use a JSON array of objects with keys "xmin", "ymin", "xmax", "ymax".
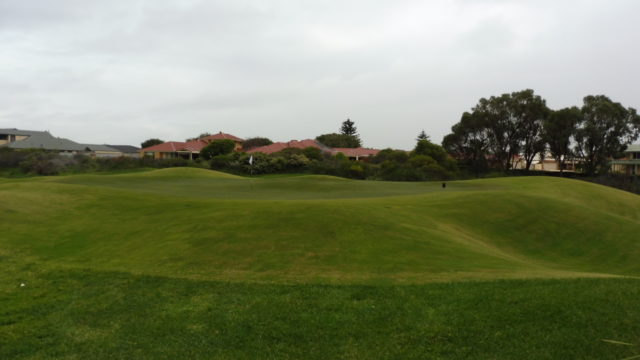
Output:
[
  {"xmin": 0, "ymin": 148, "xmax": 206, "ymax": 176},
  {"xmin": 211, "ymin": 149, "xmax": 313, "ymax": 175},
  {"xmin": 1, "ymin": 140, "xmax": 457, "ymax": 181},
  {"xmin": 211, "ymin": 140, "xmax": 457, "ymax": 181}
]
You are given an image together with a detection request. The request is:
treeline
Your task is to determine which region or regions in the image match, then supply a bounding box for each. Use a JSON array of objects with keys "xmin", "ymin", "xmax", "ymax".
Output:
[
  {"xmin": 443, "ymin": 90, "xmax": 640, "ymax": 176},
  {"xmin": 0, "ymin": 148, "xmax": 201, "ymax": 176},
  {"xmin": 197, "ymin": 119, "xmax": 457, "ymax": 180},
  {"xmin": 1, "ymin": 138, "xmax": 458, "ymax": 181},
  {"xmin": 203, "ymin": 139, "xmax": 457, "ymax": 181}
]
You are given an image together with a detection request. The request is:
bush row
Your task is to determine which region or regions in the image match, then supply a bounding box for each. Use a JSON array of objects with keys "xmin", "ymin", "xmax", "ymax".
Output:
[
  {"xmin": 1, "ymin": 140, "xmax": 459, "ymax": 181},
  {"xmin": 210, "ymin": 141, "xmax": 459, "ymax": 181},
  {"xmin": 0, "ymin": 148, "xmax": 205, "ymax": 176}
]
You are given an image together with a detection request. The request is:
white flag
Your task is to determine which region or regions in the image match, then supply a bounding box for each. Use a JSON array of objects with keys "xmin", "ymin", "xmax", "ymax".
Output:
[{"xmin": 248, "ymin": 155, "xmax": 253, "ymax": 165}]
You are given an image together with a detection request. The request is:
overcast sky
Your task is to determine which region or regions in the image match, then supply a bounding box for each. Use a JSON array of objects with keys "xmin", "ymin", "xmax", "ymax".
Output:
[{"xmin": 1, "ymin": 0, "xmax": 639, "ymax": 149}]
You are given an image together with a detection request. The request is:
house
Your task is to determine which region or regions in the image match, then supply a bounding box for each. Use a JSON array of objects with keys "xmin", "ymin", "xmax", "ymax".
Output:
[
  {"xmin": 0, "ymin": 128, "xmax": 37, "ymax": 145},
  {"xmin": 509, "ymin": 153, "xmax": 579, "ymax": 172},
  {"xmin": 531, "ymin": 156, "xmax": 580, "ymax": 172},
  {"xmin": 247, "ymin": 139, "xmax": 380, "ymax": 161},
  {"xmin": 610, "ymin": 144, "xmax": 640, "ymax": 176},
  {"xmin": 141, "ymin": 132, "xmax": 243, "ymax": 160},
  {"xmin": 1, "ymin": 128, "xmax": 86, "ymax": 155},
  {"xmin": 82, "ymin": 144, "xmax": 124, "ymax": 158},
  {"xmin": 1, "ymin": 128, "xmax": 141, "ymax": 158},
  {"xmin": 200, "ymin": 132, "xmax": 244, "ymax": 151},
  {"xmin": 141, "ymin": 140, "xmax": 207, "ymax": 160},
  {"xmin": 331, "ymin": 147, "xmax": 380, "ymax": 161},
  {"xmin": 106, "ymin": 145, "xmax": 141, "ymax": 158},
  {"xmin": 246, "ymin": 139, "xmax": 333, "ymax": 155}
]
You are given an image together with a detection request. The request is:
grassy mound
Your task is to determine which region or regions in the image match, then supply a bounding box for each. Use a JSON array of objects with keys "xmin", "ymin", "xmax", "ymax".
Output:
[
  {"xmin": 1, "ymin": 169, "xmax": 639, "ymax": 283},
  {"xmin": 1, "ymin": 168, "xmax": 639, "ymax": 358}
]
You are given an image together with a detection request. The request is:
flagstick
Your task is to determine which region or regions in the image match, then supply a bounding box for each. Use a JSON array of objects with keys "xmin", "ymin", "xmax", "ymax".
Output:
[{"xmin": 249, "ymin": 155, "xmax": 254, "ymax": 191}]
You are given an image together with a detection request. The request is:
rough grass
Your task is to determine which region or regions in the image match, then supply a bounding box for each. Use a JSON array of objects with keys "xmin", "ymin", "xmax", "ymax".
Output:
[
  {"xmin": 1, "ymin": 168, "xmax": 639, "ymax": 358},
  {"xmin": 2, "ymin": 262, "xmax": 640, "ymax": 360}
]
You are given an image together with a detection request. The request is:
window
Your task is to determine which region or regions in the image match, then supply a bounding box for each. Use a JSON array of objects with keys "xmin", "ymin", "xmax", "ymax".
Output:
[{"xmin": 0, "ymin": 134, "xmax": 7, "ymax": 140}]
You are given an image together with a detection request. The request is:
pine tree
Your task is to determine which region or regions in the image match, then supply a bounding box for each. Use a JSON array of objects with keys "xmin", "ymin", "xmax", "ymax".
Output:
[
  {"xmin": 416, "ymin": 130, "xmax": 430, "ymax": 142},
  {"xmin": 340, "ymin": 119, "xmax": 358, "ymax": 136}
]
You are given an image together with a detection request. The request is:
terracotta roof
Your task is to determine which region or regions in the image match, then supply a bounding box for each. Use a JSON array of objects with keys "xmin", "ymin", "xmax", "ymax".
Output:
[
  {"xmin": 182, "ymin": 139, "xmax": 209, "ymax": 152},
  {"xmin": 141, "ymin": 141, "xmax": 183, "ymax": 152},
  {"xmin": 141, "ymin": 139, "xmax": 209, "ymax": 152},
  {"xmin": 332, "ymin": 147, "xmax": 380, "ymax": 157},
  {"xmin": 201, "ymin": 132, "xmax": 244, "ymax": 142},
  {"xmin": 247, "ymin": 139, "xmax": 330, "ymax": 154}
]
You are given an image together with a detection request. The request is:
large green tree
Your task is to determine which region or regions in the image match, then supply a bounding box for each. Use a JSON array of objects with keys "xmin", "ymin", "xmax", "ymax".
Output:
[
  {"xmin": 543, "ymin": 107, "xmax": 581, "ymax": 174},
  {"xmin": 473, "ymin": 93, "xmax": 520, "ymax": 171},
  {"xmin": 413, "ymin": 140, "xmax": 448, "ymax": 163},
  {"xmin": 512, "ymin": 90, "xmax": 550, "ymax": 171},
  {"xmin": 574, "ymin": 95, "xmax": 640, "ymax": 175},
  {"xmin": 200, "ymin": 139, "xmax": 236, "ymax": 160},
  {"xmin": 442, "ymin": 112, "xmax": 490, "ymax": 176},
  {"xmin": 444, "ymin": 89, "xmax": 549, "ymax": 172}
]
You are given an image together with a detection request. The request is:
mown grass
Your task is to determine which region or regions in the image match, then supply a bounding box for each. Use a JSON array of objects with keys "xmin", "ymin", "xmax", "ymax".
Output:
[
  {"xmin": 1, "ymin": 168, "xmax": 638, "ymax": 282},
  {"xmin": 1, "ymin": 168, "xmax": 639, "ymax": 358},
  {"xmin": 1, "ymin": 260, "xmax": 639, "ymax": 359}
]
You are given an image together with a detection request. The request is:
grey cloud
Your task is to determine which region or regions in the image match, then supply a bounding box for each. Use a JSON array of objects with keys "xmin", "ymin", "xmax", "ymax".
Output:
[{"xmin": 0, "ymin": 0, "xmax": 639, "ymax": 149}]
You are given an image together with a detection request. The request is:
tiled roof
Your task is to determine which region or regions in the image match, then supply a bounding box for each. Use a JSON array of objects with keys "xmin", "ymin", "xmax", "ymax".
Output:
[
  {"xmin": 141, "ymin": 140, "xmax": 208, "ymax": 153},
  {"xmin": 107, "ymin": 145, "xmax": 140, "ymax": 153},
  {"xmin": 0, "ymin": 128, "xmax": 48, "ymax": 136},
  {"xmin": 247, "ymin": 139, "xmax": 330, "ymax": 154},
  {"xmin": 201, "ymin": 132, "xmax": 244, "ymax": 142},
  {"xmin": 141, "ymin": 132, "xmax": 243, "ymax": 153},
  {"xmin": 248, "ymin": 140, "xmax": 381, "ymax": 157},
  {"xmin": 142, "ymin": 141, "xmax": 183, "ymax": 152},
  {"xmin": 83, "ymin": 144, "xmax": 120, "ymax": 152},
  {"xmin": 332, "ymin": 147, "xmax": 380, "ymax": 157},
  {"xmin": 6, "ymin": 132, "xmax": 86, "ymax": 151},
  {"xmin": 182, "ymin": 139, "xmax": 208, "ymax": 152}
]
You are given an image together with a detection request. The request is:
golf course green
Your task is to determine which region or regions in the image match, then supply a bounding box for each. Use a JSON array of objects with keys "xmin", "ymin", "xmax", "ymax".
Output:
[{"xmin": 1, "ymin": 168, "xmax": 639, "ymax": 359}]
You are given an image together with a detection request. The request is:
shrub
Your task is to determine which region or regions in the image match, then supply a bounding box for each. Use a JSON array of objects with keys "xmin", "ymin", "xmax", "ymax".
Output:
[
  {"xmin": 0, "ymin": 148, "xmax": 30, "ymax": 168},
  {"xmin": 19, "ymin": 152, "xmax": 72, "ymax": 175},
  {"xmin": 348, "ymin": 164, "xmax": 365, "ymax": 179},
  {"xmin": 413, "ymin": 140, "xmax": 448, "ymax": 163},
  {"xmin": 302, "ymin": 147, "xmax": 323, "ymax": 161},
  {"xmin": 211, "ymin": 154, "xmax": 235, "ymax": 170},
  {"xmin": 372, "ymin": 149, "xmax": 409, "ymax": 164}
]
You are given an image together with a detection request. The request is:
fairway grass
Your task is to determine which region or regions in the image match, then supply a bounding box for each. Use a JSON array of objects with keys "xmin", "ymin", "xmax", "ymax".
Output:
[{"xmin": 1, "ymin": 168, "xmax": 639, "ymax": 358}]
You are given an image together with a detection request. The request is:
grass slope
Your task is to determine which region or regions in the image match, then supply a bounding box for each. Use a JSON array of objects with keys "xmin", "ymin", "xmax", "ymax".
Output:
[
  {"xmin": 1, "ymin": 168, "xmax": 638, "ymax": 283},
  {"xmin": 1, "ymin": 168, "xmax": 639, "ymax": 358}
]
